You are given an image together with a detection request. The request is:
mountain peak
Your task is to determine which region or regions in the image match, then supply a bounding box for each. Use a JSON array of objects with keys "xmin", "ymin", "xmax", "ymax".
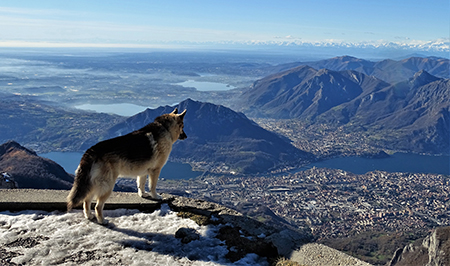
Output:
[
  {"xmin": 0, "ymin": 140, "xmax": 37, "ymax": 157},
  {"xmin": 177, "ymin": 97, "xmax": 197, "ymax": 107},
  {"xmin": 333, "ymin": 55, "xmax": 360, "ymax": 62},
  {"xmin": 410, "ymin": 70, "xmax": 440, "ymax": 88}
]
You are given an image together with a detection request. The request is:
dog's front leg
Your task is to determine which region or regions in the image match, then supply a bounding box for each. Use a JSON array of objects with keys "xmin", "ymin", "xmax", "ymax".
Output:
[
  {"xmin": 137, "ymin": 175, "xmax": 149, "ymax": 198},
  {"xmin": 149, "ymin": 168, "xmax": 162, "ymax": 200}
]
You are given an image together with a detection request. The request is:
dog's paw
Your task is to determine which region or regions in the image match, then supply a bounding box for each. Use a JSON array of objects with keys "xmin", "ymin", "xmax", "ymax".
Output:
[
  {"xmin": 138, "ymin": 191, "xmax": 150, "ymax": 198},
  {"xmin": 85, "ymin": 213, "xmax": 95, "ymax": 220},
  {"xmin": 98, "ymin": 219, "xmax": 109, "ymax": 226},
  {"xmin": 151, "ymin": 193, "xmax": 163, "ymax": 200}
]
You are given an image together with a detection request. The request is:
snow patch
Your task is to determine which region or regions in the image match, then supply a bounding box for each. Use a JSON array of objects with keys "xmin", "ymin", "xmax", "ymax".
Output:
[{"xmin": 0, "ymin": 204, "xmax": 268, "ymax": 265}]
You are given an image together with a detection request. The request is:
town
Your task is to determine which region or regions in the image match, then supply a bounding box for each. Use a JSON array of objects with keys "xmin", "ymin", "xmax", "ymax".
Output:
[
  {"xmin": 149, "ymin": 167, "xmax": 450, "ymax": 242},
  {"xmin": 254, "ymin": 118, "xmax": 393, "ymax": 159}
]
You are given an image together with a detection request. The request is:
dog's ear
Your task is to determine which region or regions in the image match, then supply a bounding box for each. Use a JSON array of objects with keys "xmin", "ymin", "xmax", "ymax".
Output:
[
  {"xmin": 178, "ymin": 109, "xmax": 187, "ymax": 120},
  {"xmin": 171, "ymin": 108, "xmax": 178, "ymax": 114}
]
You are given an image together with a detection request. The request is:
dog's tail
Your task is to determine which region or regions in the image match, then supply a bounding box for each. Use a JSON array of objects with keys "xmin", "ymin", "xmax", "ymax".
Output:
[{"xmin": 67, "ymin": 150, "xmax": 95, "ymax": 211}]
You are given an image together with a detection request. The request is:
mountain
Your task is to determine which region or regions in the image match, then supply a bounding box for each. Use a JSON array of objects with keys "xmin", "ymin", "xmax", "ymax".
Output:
[
  {"xmin": 98, "ymin": 99, "xmax": 314, "ymax": 174},
  {"xmin": 372, "ymin": 57, "xmax": 450, "ymax": 83},
  {"xmin": 236, "ymin": 62, "xmax": 449, "ymax": 154},
  {"xmin": 0, "ymin": 141, "xmax": 74, "ymax": 189},
  {"xmin": 186, "ymin": 39, "xmax": 450, "ymax": 59},
  {"xmin": 237, "ymin": 65, "xmax": 389, "ymax": 119},
  {"xmin": 305, "ymin": 56, "xmax": 376, "ymax": 74},
  {"xmin": 320, "ymin": 71, "xmax": 449, "ymax": 153},
  {"xmin": 321, "ymin": 70, "xmax": 442, "ymax": 125},
  {"xmin": 271, "ymin": 56, "xmax": 450, "ymax": 83}
]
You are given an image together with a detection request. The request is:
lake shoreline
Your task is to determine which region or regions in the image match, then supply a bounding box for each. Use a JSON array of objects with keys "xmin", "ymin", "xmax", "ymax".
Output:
[{"xmin": 41, "ymin": 151, "xmax": 450, "ymax": 181}]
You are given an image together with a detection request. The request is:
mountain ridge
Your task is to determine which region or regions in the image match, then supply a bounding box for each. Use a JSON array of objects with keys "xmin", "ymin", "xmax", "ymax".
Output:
[
  {"xmin": 269, "ymin": 56, "xmax": 449, "ymax": 83},
  {"xmin": 238, "ymin": 66, "xmax": 389, "ymax": 120}
]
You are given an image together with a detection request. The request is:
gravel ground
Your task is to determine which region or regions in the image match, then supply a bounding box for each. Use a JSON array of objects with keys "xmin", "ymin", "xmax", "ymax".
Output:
[{"xmin": 291, "ymin": 243, "xmax": 373, "ymax": 266}]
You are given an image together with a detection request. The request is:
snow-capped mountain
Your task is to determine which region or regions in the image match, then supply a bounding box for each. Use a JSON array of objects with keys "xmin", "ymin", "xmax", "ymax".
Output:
[{"xmin": 167, "ymin": 38, "xmax": 449, "ymax": 55}]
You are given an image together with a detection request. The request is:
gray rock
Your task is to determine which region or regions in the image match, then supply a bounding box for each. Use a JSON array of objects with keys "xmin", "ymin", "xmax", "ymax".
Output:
[
  {"xmin": 0, "ymin": 173, "xmax": 17, "ymax": 189},
  {"xmin": 175, "ymin": 227, "xmax": 200, "ymax": 244},
  {"xmin": 388, "ymin": 226, "xmax": 450, "ymax": 266}
]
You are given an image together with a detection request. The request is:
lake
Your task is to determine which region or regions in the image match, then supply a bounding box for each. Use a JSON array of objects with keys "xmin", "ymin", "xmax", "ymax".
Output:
[
  {"xmin": 175, "ymin": 80, "xmax": 236, "ymax": 91},
  {"xmin": 301, "ymin": 152, "xmax": 450, "ymax": 175},
  {"xmin": 42, "ymin": 151, "xmax": 450, "ymax": 180},
  {"xmin": 75, "ymin": 103, "xmax": 150, "ymax": 117},
  {"xmin": 41, "ymin": 152, "xmax": 203, "ymax": 180}
]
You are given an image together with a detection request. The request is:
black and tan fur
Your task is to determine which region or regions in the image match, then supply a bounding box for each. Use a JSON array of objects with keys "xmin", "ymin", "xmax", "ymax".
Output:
[{"xmin": 67, "ymin": 108, "xmax": 187, "ymax": 224}]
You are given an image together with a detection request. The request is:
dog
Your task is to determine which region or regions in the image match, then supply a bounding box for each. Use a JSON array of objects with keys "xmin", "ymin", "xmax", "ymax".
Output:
[{"xmin": 67, "ymin": 108, "xmax": 187, "ymax": 224}]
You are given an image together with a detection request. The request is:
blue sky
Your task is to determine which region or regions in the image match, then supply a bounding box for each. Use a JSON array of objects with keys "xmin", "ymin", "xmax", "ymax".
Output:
[{"xmin": 0, "ymin": 0, "xmax": 448, "ymax": 50}]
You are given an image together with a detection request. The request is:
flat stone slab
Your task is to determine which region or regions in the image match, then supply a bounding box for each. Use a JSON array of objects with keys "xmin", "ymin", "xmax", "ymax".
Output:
[{"xmin": 0, "ymin": 189, "xmax": 162, "ymax": 212}]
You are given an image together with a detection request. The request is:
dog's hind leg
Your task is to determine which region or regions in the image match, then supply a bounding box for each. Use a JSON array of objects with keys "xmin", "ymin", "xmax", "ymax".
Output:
[
  {"xmin": 83, "ymin": 197, "xmax": 94, "ymax": 220},
  {"xmin": 149, "ymin": 168, "xmax": 162, "ymax": 200},
  {"xmin": 95, "ymin": 190, "xmax": 112, "ymax": 225},
  {"xmin": 137, "ymin": 175, "xmax": 149, "ymax": 198}
]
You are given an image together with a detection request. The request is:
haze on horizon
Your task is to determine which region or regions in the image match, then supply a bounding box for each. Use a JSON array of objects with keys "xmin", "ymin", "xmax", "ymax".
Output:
[{"xmin": 0, "ymin": 0, "xmax": 448, "ymax": 57}]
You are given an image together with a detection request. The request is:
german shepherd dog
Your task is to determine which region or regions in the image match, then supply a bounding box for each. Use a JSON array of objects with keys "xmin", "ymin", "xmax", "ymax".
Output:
[{"xmin": 67, "ymin": 108, "xmax": 187, "ymax": 224}]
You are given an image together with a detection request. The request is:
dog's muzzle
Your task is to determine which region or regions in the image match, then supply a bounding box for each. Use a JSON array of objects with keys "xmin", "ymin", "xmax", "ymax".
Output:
[{"xmin": 179, "ymin": 130, "xmax": 187, "ymax": 140}]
